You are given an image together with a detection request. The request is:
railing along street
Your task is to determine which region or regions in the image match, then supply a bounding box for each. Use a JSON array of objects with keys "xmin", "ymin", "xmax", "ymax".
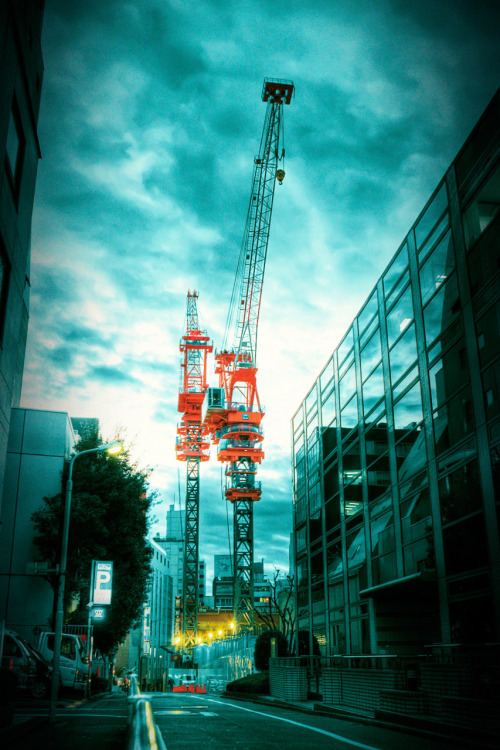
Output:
[{"xmin": 127, "ymin": 674, "xmax": 166, "ymax": 750}]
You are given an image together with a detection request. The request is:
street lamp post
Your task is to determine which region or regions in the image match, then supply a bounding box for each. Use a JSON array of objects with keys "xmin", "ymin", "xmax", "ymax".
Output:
[{"xmin": 49, "ymin": 440, "xmax": 123, "ymax": 723}]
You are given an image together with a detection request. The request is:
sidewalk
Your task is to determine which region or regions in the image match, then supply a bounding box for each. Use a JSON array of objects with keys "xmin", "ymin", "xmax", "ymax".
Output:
[{"xmin": 0, "ymin": 690, "xmax": 128, "ymax": 750}]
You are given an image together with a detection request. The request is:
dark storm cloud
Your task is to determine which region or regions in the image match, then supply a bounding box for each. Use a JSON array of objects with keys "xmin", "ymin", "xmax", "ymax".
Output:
[
  {"xmin": 60, "ymin": 323, "xmax": 112, "ymax": 347},
  {"xmin": 46, "ymin": 345, "xmax": 73, "ymax": 367},
  {"xmin": 24, "ymin": 0, "xmax": 500, "ymax": 577},
  {"xmin": 87, "ymin": 365, "xmax": 142, "ymax": 385}
]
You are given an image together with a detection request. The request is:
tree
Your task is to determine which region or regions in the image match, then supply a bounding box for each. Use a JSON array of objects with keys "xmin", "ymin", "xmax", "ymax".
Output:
[
  {"xmin": 254, "ymin": 629, "xmax": 289, "ymax": 672},
  {"xmin": 31, "ymin": 424, "xmax": 154, "ymax": 655},
  {"xmin": 254, "ymin": 569, "xmax": 296, "ymax": 650}
]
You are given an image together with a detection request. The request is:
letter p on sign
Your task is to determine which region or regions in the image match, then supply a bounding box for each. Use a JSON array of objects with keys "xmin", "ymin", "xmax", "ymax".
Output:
[{"xmin": 93, "ymin": 561, "xmax": 113, "ymax": 604}]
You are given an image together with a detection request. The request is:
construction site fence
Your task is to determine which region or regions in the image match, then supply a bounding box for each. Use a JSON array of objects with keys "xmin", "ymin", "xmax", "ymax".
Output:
[{"xmin": 271, "ymin": 642, "xmax": 500, "ymax": 698}]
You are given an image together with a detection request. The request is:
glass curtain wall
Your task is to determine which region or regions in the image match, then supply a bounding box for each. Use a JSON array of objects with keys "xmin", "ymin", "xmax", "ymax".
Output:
[{"xmin": 292, "ymin": 92, "xmax": 500, "ymax": 656}]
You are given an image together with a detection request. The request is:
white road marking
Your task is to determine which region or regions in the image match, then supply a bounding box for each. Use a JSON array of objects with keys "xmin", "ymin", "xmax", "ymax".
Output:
[
  {"xmin": 206, "ymin": 699, "xmax": 383, "ymax": 750},
  {"xmin": 154, "ymin": 710, "xmax": 217, "ymax": 717}
]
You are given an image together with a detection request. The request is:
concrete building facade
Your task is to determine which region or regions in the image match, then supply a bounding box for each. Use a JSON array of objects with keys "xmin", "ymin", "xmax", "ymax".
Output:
[
  {"xmin": 141, "ymin": 538, "xmax": 174, "ymax": 689},
  {"xmin": 0, "ymin": 407, "xmax": 75, "ymax": 634},
  {"xmin": 0, "ymin": 1, "xmax": 44, "ymax": 499}
]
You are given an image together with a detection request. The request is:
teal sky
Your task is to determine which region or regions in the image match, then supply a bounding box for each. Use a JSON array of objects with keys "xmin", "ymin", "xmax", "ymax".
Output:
[{"xmin": 21, "ymin": 0, "xmax": 500, "ymax": 582}]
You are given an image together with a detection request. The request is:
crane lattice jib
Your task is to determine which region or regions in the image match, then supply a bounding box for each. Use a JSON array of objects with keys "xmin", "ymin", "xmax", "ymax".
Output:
[
  {"xmin": 177, "ymin": 290, "xmax": 213, "ymax": 461},
  {"xmin": 176, "ymin": 291, "xmax": 212, "ymax": 650},
  {"xmin": 224, "ymin": 79, "xmax": 294, "ymax": 368}
]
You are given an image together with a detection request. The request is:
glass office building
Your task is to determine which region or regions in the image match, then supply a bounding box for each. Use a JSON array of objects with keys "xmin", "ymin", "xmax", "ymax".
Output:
[{"xmin": 292, "ymin": 91, "xmax": 499, "ymax": 656}]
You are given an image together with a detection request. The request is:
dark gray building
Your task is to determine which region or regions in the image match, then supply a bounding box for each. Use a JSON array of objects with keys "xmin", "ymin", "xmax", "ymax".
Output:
[
  {"xmin": 0, "ymin": 1, "xmax": 44, "ymax": 498},
  {"xmin": 292, "ymin": 90, "xmax": 500, "ymax": 657}
]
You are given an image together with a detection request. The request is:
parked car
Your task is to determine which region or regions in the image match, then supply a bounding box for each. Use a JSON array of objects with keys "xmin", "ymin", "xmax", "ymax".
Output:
[
  {"xmin": 37, "ymin": 632, "xmax": 89, "ymax": 692},
  {"xmin": 1, "ymin": 629, "xmax": 52, "ymax": 699}
]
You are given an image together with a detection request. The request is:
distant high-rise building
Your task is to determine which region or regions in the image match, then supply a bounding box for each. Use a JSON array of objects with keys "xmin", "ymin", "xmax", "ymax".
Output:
[
  {"xmin": 212, "ymin": 554, "xmax": 272, "ymax": 611},
  {"xmin": 155, "ymin": 505, "xmax": 205, "ymax": 630},
  {"xmin": 155, "ymin": 504, "xmax": 184, "ymax": 602},
  {"xmin": 140, "ymin": 539, "xmax": 173, "ymax": 689},
  {"xmin": 0, "ymin": 1, "xmax": 44, "ymax": 501},
  {"xmin": 166, "ymin": 503, "xmax": 184, "ymax": 540},
  {"xmin": 214, "ymin": 554, "xmax": 233, "ymax": 579}
]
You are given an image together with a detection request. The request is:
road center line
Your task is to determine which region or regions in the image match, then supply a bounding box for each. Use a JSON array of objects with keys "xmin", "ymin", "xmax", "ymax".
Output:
[{"xmin": 205, "ymin": 699, "xmax": 382, "ymax": 750}]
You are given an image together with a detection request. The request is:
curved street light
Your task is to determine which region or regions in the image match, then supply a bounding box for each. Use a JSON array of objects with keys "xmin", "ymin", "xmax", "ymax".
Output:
[{"xmin": 49, "ymin": 440, "xmax": 123, "ymax": 722}]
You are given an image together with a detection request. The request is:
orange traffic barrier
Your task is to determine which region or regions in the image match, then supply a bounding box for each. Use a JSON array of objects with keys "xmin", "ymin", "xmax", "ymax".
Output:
[{"xmin": 172, "ymin": 685, "xmax": 187, "ymax": 692}]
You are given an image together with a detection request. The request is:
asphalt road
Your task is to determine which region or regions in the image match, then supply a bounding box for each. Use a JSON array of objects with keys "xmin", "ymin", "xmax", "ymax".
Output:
[
  {"xmin": 148, "ymin": 692, "xmax": 465, "ymax": 750},
  {"xmin": 5, "ymin": 689, "xmax": 491, "ymax": 750},
  {"xmin": 3, "ymin": 691, "xmax": 128, "ymax": 750}
]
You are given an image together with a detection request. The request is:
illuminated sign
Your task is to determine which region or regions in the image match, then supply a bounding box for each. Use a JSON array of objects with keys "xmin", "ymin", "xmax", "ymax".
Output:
[
  {"xmin": 93, "ymin": 560, "xmax": 113, "ymax": 604},
  {"xmin": 91, "ymin": 607, "xmax": 106, "ymax": 621}
]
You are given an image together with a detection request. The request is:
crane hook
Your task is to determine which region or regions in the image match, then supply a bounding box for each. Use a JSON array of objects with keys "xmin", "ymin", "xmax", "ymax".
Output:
[{"xmin": 276, "ymin": 169, "xmax": 285, "ymax": 184}]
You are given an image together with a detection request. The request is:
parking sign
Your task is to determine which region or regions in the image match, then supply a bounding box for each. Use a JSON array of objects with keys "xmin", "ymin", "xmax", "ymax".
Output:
[{"xmin": 93, "ymin": 560, "xmax": 113, "ymax": 604}]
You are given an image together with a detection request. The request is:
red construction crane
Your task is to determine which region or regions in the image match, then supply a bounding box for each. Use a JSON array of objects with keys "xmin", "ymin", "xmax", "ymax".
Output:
[
  {"xmin": 204, "ymin": 78, "xmax": 294, "ymax": 631},
  {"xmin": 176, "ymin": 290, "xmax": 213, "ymax": 649}
]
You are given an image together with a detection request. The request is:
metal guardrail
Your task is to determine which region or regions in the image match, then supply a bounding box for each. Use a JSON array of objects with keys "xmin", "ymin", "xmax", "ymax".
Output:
[{"xmin": 127, "ymin": 675, "xmax": 167, "ymax": 750}]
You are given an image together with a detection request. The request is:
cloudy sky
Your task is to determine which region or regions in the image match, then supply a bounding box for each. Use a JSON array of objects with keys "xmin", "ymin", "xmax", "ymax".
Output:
[{"xmin": 21, "ymin": 0, "xmax": 500, "ymax": 584}]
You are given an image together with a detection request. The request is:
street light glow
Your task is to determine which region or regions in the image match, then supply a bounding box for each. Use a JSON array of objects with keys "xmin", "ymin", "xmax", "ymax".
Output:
[{"xmin": 102, "ymin": 440, "xmax": 123, "ymax": 455}]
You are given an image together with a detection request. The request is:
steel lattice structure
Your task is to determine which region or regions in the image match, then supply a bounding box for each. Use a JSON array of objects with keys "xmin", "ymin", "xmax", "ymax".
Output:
[
  {"xmin": 176, "ymin": 291, "xmax": 212, "ymax": 649},
  {"xmin": 204, "ymin": 79, "xmax": 294, "ymax": 630}
]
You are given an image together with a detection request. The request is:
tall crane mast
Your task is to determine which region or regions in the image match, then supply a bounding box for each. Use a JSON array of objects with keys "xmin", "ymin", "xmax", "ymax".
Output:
[
  {"xmin": 204, "ymin": 78, "xmax": 294, "ymax": 631},
  {"xmin": 176, "ymin": 290, "xmax": 213, "ymax": 650}
]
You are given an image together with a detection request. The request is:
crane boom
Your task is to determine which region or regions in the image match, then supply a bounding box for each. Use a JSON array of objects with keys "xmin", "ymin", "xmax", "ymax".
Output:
[
  {"xmin": 224, "ymin": 78, "xmax": 294, "ymax": 368},
  {"xmin": 204, "ymin": 78, "xmax": 294, "ymax": 631}
]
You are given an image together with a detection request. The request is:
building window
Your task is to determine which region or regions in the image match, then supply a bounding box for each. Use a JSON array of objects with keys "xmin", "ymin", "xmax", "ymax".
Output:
[
  {"xmin": 429, "ymin": 339, "xmax": 470, "ymax": 412},
  {"xmin": 360, "ymin": 327, "xmax": 382, "ymax": 381},
  {"xmin": 462, "ymin": 163, "xmax": 500, "ymax": 249},
  {"xmin": 386, "ymin": 285, "xmax": 414, "ymax": 347},
  {"xmin": 383, "ymin": 243, "xmax": 409, "ymax": 306},
  {"xmin": 423, "ymin": 273, "xmax": 461, "ymax": 351},
  {"xmin": 0, "ymin": 242, "xmax": 11, "ymax": 346},
  {"xmin": 321, "ymin": 387, "xmax": 336, "ymax": 428},
  {"xmin": 414, "ymin": 183, "xmax": 449, "ymax": 250},
  {"xmin": 389, "ymin": 323, "xmax": 418, "ymax": 388},
  {"xmin": 338, "ymin": 327, "xmax": 354, "ymax": 375},
  {"xmin": 320, "ymin": 357, "xmax": 335, "ymax": 396},
  {"xmin": 419, "ymin": 230, "xmax": 456, "ymax": 306},
  {"xmin": 4, "ymin": 98, "xmax": 25, "ymax": 199},
  {"xmin": 362, "ymin": 364, "xmax": 384, "ymax": 417},
  {"xmin": 358, "ymin": 289, "xmax": 379, "ymax": 343},
  {"xmin": 339, "ymin": 363, "xmax": 356, "ymax": 409}
]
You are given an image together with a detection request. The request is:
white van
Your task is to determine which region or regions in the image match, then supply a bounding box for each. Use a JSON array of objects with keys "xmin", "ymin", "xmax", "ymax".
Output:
[{"xmin": 37, "ymin": 632, "xmax": 89, "ymax": 691}]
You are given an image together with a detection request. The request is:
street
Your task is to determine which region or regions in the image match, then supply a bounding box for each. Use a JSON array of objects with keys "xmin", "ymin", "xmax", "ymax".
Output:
[
  {"xmin": 149, "ymin": 692, "xmax": 467, "ymax": 750},
  {"xmin": 5, "ymin": 689, "xmax": 493, "ymax": 750}
]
